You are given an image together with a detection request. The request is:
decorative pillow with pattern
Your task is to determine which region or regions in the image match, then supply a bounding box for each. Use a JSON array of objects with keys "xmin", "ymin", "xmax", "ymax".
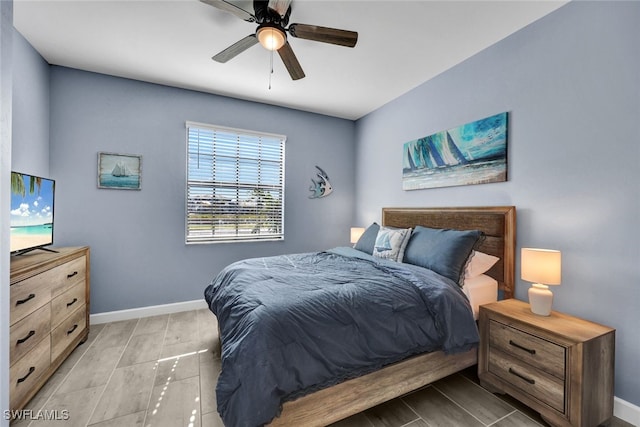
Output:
[{"xmin": 373, "ymin": 226, "xmax": 412, "ymax": 262}]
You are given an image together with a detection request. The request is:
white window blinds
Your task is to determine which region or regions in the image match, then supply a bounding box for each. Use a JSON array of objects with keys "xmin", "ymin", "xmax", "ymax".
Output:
[{"xmin": 186, "ymin": 122, "xmax": 285, "ymax": 243}]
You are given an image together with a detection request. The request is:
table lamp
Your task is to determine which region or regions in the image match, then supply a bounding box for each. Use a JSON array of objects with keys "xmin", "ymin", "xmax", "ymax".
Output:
[
  {"xmin": 350, "ymin": 227, "xmax": 365, "ymax": 245},
  {"xmin": 521, "ymin": 248, "xmax": 562, "ymax": 316}
]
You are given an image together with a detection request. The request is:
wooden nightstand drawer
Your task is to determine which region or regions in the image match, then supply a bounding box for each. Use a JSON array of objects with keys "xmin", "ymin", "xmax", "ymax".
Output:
[
  {"xmin": 489, "ymin": 319, "xmax": 565, "ymax": 379},
  {"xmin": 489, "ymin": 348, "xmax": 564, "ymax": 412},
  {"xmin": 9, "ymin": 303, "xmax": 51, "ymax": 363}
]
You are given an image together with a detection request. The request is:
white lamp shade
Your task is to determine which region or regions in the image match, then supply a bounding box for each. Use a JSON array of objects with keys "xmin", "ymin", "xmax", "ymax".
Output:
[
  {"xmin": 350, "ymin": 227, "xmax": 365, "ymax": 244},
  {"xmin": 257, "ymin": 26, "xmax": 286, "ymax": 51},
  {"xmin": 521, "ymin": 248, "xmax": 562, "ymax": 285}
]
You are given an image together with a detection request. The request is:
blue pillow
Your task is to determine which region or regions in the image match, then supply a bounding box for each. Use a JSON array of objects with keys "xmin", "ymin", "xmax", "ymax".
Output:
[
  {"xmin": 403, "ymin": 226, "xmax": 483, "ymax": 286},
  {"xmin": 353, "ymin": 222, "xmax": 380, "ymax": 255}
]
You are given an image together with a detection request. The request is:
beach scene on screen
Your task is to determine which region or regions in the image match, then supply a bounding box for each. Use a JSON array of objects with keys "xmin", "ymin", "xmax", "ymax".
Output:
[{"xmin": 10, "ymin": 174, "xmax": 55, "ymax": 252}]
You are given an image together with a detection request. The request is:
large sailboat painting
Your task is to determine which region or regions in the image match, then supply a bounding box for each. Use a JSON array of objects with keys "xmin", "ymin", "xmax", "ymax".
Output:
[{"xmin": 402, "ymin": 112, "xmax": 508, "ymax": 190}]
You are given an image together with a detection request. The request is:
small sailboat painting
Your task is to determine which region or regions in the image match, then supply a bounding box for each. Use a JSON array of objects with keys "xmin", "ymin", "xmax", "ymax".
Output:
[
  {"xmin": 98, "ymin": 152, "xmax": 142, "ymax": 190},
  {"xmin": 402, "ymin": 112, "xmax": 508, "ymax": 190}
]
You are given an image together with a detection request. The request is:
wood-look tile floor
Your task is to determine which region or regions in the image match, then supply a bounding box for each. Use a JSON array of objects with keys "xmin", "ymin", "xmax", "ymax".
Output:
[{"xmin": 12, "ymin": 309, "xmax": 633, "ymax": 427}]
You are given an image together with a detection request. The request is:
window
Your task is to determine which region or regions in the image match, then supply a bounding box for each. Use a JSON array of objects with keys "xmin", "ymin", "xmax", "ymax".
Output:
[{"xmin": 186, "ymin": 122, "xmax": 285, "ymax": 243}]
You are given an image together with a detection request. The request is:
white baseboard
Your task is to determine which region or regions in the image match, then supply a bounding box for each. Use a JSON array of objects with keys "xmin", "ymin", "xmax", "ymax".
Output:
[
  {"xmin": 90, "ymin": 299, "xmax": 208, "ymax": 324},
  {"xmin": 615, "ymin": 396, "xmax": 640, "ymax": 426},
  {"xmin": 89, "ymin": 300, "xmax": 640, "ymax": 425}
]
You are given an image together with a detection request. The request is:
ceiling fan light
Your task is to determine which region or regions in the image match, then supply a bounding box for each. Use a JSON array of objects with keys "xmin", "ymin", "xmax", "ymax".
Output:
[{"xmin": 257, "ymin": 25, "xmax": 286, "ymax": 51}]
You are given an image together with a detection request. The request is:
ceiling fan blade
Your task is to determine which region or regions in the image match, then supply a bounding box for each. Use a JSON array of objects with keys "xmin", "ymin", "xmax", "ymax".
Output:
[
  {"xmin": 288, "ymin": 23, "xmax": 358, "ymax": 48},
  {"xmin": 277, "ymin": 42, "xmax": 305, "ymax": 80},
  {"xmin": 212, "ymin": 35, "xmax": 259, "ymax": 63},
  {"xmin": 200, "ymin": 0, "xmax": 256, "ymax": 22},
  {"xmin": 268, "ymin": 0, "xmax": 292, "ymax": 17}
]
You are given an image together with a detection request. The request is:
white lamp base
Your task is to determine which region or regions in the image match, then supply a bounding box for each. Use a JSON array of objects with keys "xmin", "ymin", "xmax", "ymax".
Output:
[{"xmin": 528, "ymin": 283, "xmax": 553, "ymax": 316}]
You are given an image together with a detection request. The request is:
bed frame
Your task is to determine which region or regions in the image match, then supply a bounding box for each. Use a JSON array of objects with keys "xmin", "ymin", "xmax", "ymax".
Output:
[{"xmin": 268, "ymin": 206, "xmax": 516, "ymax": 427}]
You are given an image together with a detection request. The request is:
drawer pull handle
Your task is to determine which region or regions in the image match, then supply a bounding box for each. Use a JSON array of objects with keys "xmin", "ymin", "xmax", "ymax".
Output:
[
  {"xmin": 509, "ymin": 340, "xmax": 536, "ymax": 355},
  {"xmin": 67, "ymin": 271, "xmax": 78, "ymax": 279},
  {"xmin": 16, "ymin": 330, "xmax": 36, "ymax": 345},
  {"xmin": 66, "ymin": 298, "xmax": 78, "ymax": 307},
  {"xmin": 16, "ymin": 293, "xmax": 36, "ymax": 306},
  {"xmin": 509, "ymin": 367, "xmax": 536, "ymax": 385},
  {"xmin": 17, "ymin": 367, "xmax": 35, "ymax": 384},
  {"xmin": 67, "ymin": 324, "xmax": 78, "ymax": 335}
]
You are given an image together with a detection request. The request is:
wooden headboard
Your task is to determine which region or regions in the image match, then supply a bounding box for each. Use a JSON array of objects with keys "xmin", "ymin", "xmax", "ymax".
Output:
[{"xmin": 382, "ymin": 206, "xmax": 516, "ymax": 299}]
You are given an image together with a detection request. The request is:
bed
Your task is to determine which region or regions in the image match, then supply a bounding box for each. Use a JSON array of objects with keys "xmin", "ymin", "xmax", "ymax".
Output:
[{"xmin": 205, "ymin": 206, "xmax": 516, "ymax": 427}]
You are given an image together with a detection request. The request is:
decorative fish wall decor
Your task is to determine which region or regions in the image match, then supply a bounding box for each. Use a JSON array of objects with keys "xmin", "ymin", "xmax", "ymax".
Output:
[{"xmin": 308, "ymin": 166, "xmax": 333, "ymax": 199}]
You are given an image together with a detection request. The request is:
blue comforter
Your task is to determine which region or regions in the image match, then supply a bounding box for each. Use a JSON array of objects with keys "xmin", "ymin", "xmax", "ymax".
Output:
[{"xmin": 204, "ymin": 247, "xmax": 479, "ymax": 427}]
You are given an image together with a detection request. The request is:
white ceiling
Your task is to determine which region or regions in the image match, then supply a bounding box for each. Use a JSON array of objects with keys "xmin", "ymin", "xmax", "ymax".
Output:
[{"xmin": 14, "ymin": 0, "xmax": 566, "ymax": 120}]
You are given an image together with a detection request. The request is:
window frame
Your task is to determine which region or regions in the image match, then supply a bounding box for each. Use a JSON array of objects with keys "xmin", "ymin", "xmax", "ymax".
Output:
[{"xmin": 185, "ymin": 121, "xmax": 286, "ymax": 244}]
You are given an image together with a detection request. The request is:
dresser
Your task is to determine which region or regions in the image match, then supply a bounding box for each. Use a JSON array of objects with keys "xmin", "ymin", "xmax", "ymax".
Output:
[
  {"xmin": 478, "ymin": 299, "xmax": 614, "ymax": 427},
  {"xmin": 9, "ymin": 247, "xmax": 90, "ymax": 412}
]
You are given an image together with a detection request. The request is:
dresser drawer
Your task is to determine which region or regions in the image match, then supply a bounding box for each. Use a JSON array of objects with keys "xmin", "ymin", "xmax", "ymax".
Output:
[
  {"xmin": 51, "ymin": 305, "xmax": 86, "ymax": 361},
  {"xmin": 51, "ymin": 282, "xmax": 86, "ymax": 328},
  {"xmin": 10, "ymin": 277, "xmax": 51, "ymax": 326},
  {"xmin": 489, "ymin": 320, "xmax": 565, "ymax": 379},
  {"xmin": 10, "ymin": 304, "xmax": 51, "ymax": 364},
  {"xmin": 489, "ymin": 348, "xmax": 565, "ymax": 413},
  {"xmin": 50, "ymin": 256, "xmax": 87, "ymax": 298},
  {"xmin": 10, "ymin": 335, "xmax": 51, "ymax": 410}
]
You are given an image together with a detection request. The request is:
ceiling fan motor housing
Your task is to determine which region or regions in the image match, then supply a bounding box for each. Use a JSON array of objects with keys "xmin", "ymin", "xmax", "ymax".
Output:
[{"xmin": 254, "ymin": 0, "xmax": 291, "ymax": 26}]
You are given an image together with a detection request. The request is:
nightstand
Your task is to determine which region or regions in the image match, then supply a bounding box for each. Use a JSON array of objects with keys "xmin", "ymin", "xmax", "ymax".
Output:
[{"xmin": 478, "ymin": 299, "xmax": 615, "ymax": 427}]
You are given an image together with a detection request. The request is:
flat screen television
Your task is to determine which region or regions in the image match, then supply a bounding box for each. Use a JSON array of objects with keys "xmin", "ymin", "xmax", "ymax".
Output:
[{"xmin": 10, "ymin": 172, "xmax": 56, "ymax": 255}]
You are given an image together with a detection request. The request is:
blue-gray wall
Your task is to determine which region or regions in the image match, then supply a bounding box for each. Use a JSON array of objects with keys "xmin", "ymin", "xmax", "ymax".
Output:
[
  {"xmin": 47, "ymin": 67, "xmax": 356, "ymax": 314},
  {"xmin": 354, "ymin": 1, "xmax": 639, "ymax": 407},
  {"xmin": 1, "ymin": 3, "xmax": 14, "ymax": 425},
  {"xmin": 11, "ymin": 30, "xmax": 49, "ymax": 175}
]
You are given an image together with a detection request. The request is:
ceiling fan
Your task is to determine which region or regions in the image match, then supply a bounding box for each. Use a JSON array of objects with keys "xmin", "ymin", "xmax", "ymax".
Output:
[{"xmin": 200, "ymin": 0, "xmax": 358, "ymax": 80}]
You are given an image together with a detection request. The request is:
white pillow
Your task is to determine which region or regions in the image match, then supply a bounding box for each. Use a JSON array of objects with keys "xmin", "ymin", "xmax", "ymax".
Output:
[
  {"xmin": 373, "ymin": 226, "xmax": 412, "ymax": 262},
  {"xmin": 465, "ymin": 251, "xmax": 499, "ymax": 278}
]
